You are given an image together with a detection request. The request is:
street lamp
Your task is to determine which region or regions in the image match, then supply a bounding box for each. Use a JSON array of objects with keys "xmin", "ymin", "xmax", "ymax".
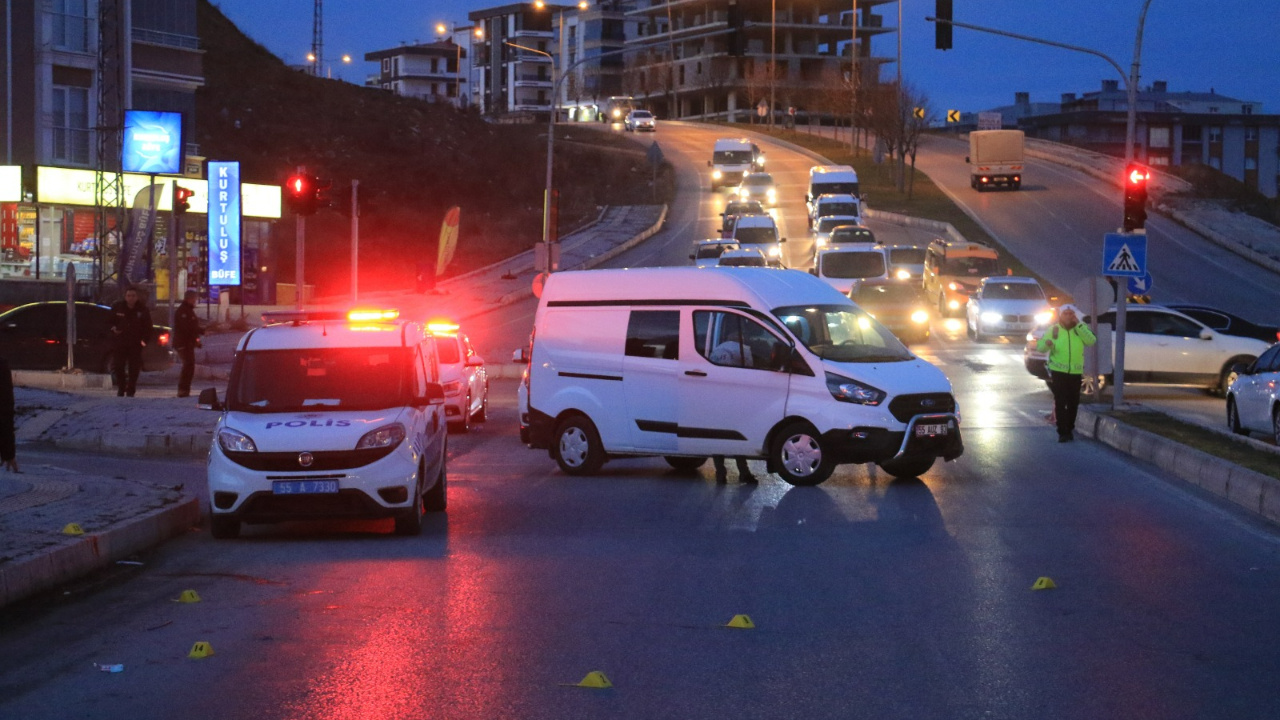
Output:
[
  {"xmin": 507, "ymin": 40, "xmax": 557, "ymax": 253},
  {"xmin": 436, "ymin": 23, "xmax": 464, "ymax": 106}
]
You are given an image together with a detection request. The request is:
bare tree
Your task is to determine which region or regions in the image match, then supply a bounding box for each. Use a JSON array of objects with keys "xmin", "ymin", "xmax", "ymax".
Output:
[
  {"xmin": 702, "ymin": 56, "xmax": 734, "ymax": 120},
  {"xmin": 901, "ymin": 83, "xmax": 932, "ymax": 200}
]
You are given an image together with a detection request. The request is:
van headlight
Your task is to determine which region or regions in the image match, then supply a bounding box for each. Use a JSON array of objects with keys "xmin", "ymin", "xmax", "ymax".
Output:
[
  {"xmin": 356, "ymin": 423, "xmax": 406, "ymax": 450},
  {"xmin": 218, "ymin": 428, "xmax": 258, "ymax": 453},
  {"xmin": 896, "ymin": 269, "xmax": 911, "ymax": 280},
  {"xmin": 825, "ymin": 372, "xmax": 886, "ymax": 406}
]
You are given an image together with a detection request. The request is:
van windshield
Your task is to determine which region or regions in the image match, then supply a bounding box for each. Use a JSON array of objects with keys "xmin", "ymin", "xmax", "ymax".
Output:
[
  {"xmin": 734, "ymin": 226, "xmax": 777, "ymax": 244},
  {"xmin": 821, "ymin": 252, "xmax": 886, "ymax": 279},
  {"xmin": 813, "ymin": 181, "xmax": 859, "ymax": 197},
  {"xmin": 773, "ymin": 304, "xmax": 912, "ymax": 363},
  {"xmin": 889, "ymin": 247, "xmax": 926, "ymax": 264},
  {"xmin": 228, "ymin": 347, "xmax": 410, "ymax": 413},
  {"xmin": 943, "ymin": 256, "xmax": 999, "ymax": 276},
  {"xmin": 714, "ymin": 150, "xmax": 754, "ymax": 164}
]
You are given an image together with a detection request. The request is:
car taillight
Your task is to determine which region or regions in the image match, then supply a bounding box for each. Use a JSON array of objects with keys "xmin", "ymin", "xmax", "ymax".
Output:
[{"xmin": 157, "ymin": 332, "xmax": 170, "ymax": 346}]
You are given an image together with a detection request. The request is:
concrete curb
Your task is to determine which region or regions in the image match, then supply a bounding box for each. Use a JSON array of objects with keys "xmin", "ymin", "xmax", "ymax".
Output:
[
  {"xmin": 0, "ymin": 495, "xmax": 200, "ymax": 609},
  {"xmin": 1076, "ymin": 405, "xmax": 1280, "ymax": 526}
]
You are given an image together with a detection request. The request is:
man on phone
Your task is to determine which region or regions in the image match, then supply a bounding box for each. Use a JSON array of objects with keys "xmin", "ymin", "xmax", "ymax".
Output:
[{"xmin": 1037, "ymin": 304, "xmax": 1096, "ymax": 442}]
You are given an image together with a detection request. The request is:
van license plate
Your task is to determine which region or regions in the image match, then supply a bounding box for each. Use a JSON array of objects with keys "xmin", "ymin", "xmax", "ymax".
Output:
[
  {"xmin": 273, "ymin": 480, "xmax": 339, "ymax": 495},
  {"xmin": 915, "ymin": 424, "xmax": 948, "ymax": 437}
]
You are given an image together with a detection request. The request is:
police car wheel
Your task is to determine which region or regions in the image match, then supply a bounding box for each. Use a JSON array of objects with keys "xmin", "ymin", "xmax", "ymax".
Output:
[
  {"xmin": 554, "ymin": 415, "xmax": 605, "ymax": 476},
  {"xmin": 451, "ymin": 397, "xmax": 472, "ymax": 434},
  {"xmin": 771, "ymin": 421, "xmax": 834, "ymax": 486},
  {"xmin": 878, "ymin": 455, "xmax": 935, "ymax": 480},
  {"xmin": 395, "ymin": 473, "xmax": 425, "ymax": 536},
  {"xmin": 424, "ymin": 464, "xmax": 447, "ymax": 512},
  {"xmin": 210, "ymin": 515, "xmax": 240, "ymax": 539},
  {"xmin": 476, "ymin": 390, "xmax": 488, "ymax": 422}
]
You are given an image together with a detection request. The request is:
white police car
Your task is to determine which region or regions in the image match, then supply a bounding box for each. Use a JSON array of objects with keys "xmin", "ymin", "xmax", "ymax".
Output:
[{"xmin": 199, "ymin": 308, "xmax": 448, "ymax": 538}]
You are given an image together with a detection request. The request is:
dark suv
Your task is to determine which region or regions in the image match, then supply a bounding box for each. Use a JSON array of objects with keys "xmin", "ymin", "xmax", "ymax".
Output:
[{"xmin": 0, "ymin": 301, "xmax": 174, "ymax": 372}]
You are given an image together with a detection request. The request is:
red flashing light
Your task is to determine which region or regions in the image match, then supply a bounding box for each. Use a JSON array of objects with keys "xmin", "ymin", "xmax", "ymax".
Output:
[
  {"xmin": 157, "ymin": 332, "xmax": 170, "ymax": 346},
  {"xmin": 1127, "ymin": 166, "xmax": 1150, "ymax": 185}
]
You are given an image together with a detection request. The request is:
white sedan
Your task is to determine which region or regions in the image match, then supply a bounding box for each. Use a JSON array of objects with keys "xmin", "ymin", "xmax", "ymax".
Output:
[
  {"xmin": 429, "ymin": 322, "xmax": 489, "ymax": 433},
  {"xmin": 1227, "ymin": 343, "xmax": 1280, "ymax": 443},
  {"xmin": 966, "ymin": 277, "xmax": 1053, "ymax": 341}
]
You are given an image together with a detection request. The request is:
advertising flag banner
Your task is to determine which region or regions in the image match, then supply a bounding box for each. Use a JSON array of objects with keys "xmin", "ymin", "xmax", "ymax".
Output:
[
  {"xmin": 436, "ymin": 206, "xmax": 460, "ymax": 277},
  {"xmin": 207, "ymin": 162, "xmax": 242, "ymax": 286},
  {"xmin": 122, "ymin": 111, "xmax": 184, "ymax": 175},
  {"xmin": 120, "ymin": 185, "xmax": 159, "ymax": 285}
]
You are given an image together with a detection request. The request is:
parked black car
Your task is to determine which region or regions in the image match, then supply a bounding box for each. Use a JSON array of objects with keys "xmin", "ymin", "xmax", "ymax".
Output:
[
  {"xmin": 0, "ymin": 301, "xmax": 174, "ymax": 372},
  {"xmin": 1166, "ymin": 304, "xmax": 1280, "ymax": 344}
]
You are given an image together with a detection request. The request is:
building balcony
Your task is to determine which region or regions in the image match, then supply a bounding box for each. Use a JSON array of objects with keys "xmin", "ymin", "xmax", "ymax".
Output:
[
  {"xmin": 515, "ymin": 74, "xmax": 553, "ymax": 87},
  {"xmin": 512, "ymin": 29, "xmax": 554, "ymax": 39}
]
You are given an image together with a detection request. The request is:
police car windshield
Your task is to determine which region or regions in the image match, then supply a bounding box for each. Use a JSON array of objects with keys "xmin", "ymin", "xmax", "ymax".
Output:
[
  {"xmin": 773, "ymin": 304, "xmax": 912, "ymax": 363},
  {"xmin": 229, "ymin": 347, "xmax": 410, "ymax": 413},
  {"xmin": 734, "ymin": 226, "xmax": 776, "ymax": 244},
  {"xmin": 436, "ymin": 338, "xmax": 461, "ymax": 364}
]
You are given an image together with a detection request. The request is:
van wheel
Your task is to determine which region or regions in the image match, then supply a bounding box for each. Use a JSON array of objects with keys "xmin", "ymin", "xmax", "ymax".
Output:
[
  {"xmin": 878, "ymin": 455, "xmax": 936, "ymax": 479},
  {"xmin": 424, "ymin": 463, "xmax": 447, "ymax": 512},
  {"xmin": 770, "ymin": 421, "xmax": 834, "ymax": 486},
  {"xmin": 210, "ymin": 515, "xmax": 240, "ymax": 539},
  {"xmin": 1226, "ymin": 397, "xmax": 1246, "ymax": 436},
  {"xmin": 664, "ymin": 456, "xmax": 707, "ymax": 472},
  {"xmin": 395, "ymin": 473, "xmax": 425, "ymax": 535},
  {"xmin": 554, "ymin": 415, "xmax": 606, "ymax": 475}
]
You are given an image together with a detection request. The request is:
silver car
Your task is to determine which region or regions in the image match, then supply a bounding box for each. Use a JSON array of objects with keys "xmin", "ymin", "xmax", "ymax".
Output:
[{"xmin": 1227, "ymin": 343, "xmax": 1280, "ymax": 443}]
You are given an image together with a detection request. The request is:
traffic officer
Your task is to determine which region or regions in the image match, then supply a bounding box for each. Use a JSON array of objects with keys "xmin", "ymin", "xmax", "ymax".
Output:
[
  {"xmin": 109, "ymin": 286, "xmax": 153, "ymax": 397},
  {"xmin": 1036, "ymin": 304, "xmax": 1096, "ymax": 442},
  {"xmin": 173, "ymin": 289, "xmax": 204, "ymax": 398}
]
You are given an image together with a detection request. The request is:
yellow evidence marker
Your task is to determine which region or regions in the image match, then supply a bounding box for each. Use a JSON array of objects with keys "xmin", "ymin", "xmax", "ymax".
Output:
[
  {"xmin": 1031, "ymin": 577, "xmax": 1057, "ymax": 591},
  {"xmin": 187, "ymin": 641, "xmax": 215, "ymax": 659},
  {"xmin": 62, "ymin": 523, "xmax": 85, "ymax": 535},
  {"xmin": 725, "ymin": 614, "xmax": 755, "ymax": 629}
]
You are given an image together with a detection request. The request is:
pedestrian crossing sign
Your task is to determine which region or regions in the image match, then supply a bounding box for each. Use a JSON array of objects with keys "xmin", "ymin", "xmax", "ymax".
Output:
[{"xmin": 1102, "ymin": 233, "xmax": 1147, "ymax": 277}]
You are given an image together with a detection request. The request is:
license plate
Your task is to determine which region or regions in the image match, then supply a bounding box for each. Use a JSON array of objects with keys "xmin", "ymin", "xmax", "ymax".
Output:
[
  {"xmin": 915, "ymin": 424, "xmax": 948, "ymax": 437},
  {"xmin": 272, "ymin": 480, "xmax": 339, "ymax": 495}
]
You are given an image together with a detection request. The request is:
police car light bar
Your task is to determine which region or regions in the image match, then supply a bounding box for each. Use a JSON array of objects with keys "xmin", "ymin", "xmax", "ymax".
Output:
[
  {"xmin": 427, "ymin": 321, "xmax": 460, "ymax": 334},
  {"xmin": 348, "ymin": 309, "xmax": 401, "ymax": 322}
]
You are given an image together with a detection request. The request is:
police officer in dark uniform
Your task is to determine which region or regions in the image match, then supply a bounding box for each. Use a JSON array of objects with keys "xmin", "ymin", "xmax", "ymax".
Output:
[
  {"xmin": 173, "ymin": 289, "xmax": 204, "ymax": 398},
  {"xmin": 109, "ymin": 286, "xmax": 152, "ymax": 397},
  {"xmin": 1, "ymin": 356, "xmax": 17, "ymax": 472}
]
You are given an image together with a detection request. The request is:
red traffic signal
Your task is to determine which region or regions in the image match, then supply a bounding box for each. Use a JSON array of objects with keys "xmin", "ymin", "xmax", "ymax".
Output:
[
  {"xmin": 1122, "ymin": 163, "xmax": 1149, "ymax": 232},
  {"xmin": 285, "ymin": 173, "xmax": 319, "ymax": 216},
  {"xmin": 173, "ymin": 185, "xmax": 194, "ymax": 215}
]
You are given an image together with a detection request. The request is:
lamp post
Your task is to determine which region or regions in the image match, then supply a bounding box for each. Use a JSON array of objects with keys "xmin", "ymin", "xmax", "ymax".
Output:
[
  {"xmin": 507, "ymin": 40, "xmax": 557, "ymax": 252},
  {"xmin": 769, "ymin": 0, "xmax": 775, "ymax": 128},
  {"xmin": 436, "ymin": 23, "xmax": 464, "ymax": 106}
]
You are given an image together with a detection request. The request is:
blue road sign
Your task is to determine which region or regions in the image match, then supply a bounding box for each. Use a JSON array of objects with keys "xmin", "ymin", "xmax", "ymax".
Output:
[
  {"xmin": 1127, "ymin": 271, "xmax": 1154, "ymax": 296},
  {"xmin": 1102, "ymin": 233, "xmax": 1147, "ymax": 277}
]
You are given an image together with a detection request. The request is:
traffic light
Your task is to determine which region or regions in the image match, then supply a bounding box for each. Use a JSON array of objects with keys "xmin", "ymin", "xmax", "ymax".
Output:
[
  {"xmin": 285, "ymin": 173, "xmax": 319, "ymax": 216},
  {"xmin": 935, "ymin": 0, "xmax": 953, "ymax": 51},
  {"xmin": 1123, "ymin": 163, "xmax": 1150, "ymax": 232},
  {"xmin": 173, "ymin": 185, "xmax": 194, "ymax": 215}
]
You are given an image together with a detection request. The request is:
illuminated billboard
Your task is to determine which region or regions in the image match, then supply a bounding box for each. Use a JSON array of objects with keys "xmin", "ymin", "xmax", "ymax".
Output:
[
  {"xmin": 122, "ymin": 110, "xmax": 184, "ymax": 174},
  {"xmin": 207, "ymin": 162, "xmax": 242, "ymax": 286},
  {"xmin": 36, "ymin": 166, "xmax": 282, "ymax": 219}
]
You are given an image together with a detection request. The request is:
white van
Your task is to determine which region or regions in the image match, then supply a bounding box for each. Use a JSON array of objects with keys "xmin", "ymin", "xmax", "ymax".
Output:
[
  {"xmin": 709, "ymin": 138, "xmax": 764, "ymax": 189},
  {"xmin": 807, "ymin": 165, "xmax": 860, "ymax": 216},
  {"xmin": 812, "ymin": 246, "xmax": 890, "ymax": 295},
  {"xmin": 515, "ymin": 267, "xmax": 962, "ymax": 485},
  {"xmin": 200, "ymin": 308, "xmax": 449, "ymax": 538}
]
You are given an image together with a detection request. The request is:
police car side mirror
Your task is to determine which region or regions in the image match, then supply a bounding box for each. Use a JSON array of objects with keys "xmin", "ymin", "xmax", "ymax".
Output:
[
  {"xmin": 197, "ymin": 388, "xmax": 223, "ymax": 411},
  {"xmin": 512, "ymin": 348, "xmax": 528, "ymax": 364},
  {"xmin": 420, "ymin": 383, "xmax": 446, "ymax": 406},
  {"xmin": 465, "ymin": 355, "xmax": 485, "ymax": 368}
]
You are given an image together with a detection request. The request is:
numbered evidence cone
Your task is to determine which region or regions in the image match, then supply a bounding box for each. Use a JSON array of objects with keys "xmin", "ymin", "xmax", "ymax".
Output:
[
  {"xmin": 187, "ymin": 641, "xmax": 215, "ymax": 659},
  {"xmin": 176, "ymin": 590, "xmax": 201, "ymax": 603},
  {"xmin": 1031, "ymin": 577, "xmax": 1057, "ymax": 591},
  {"xmin": 571, "ymin": 671, "xmax": 612, "ymax": 689},
  {"xmin": 62, "ymin": 523, "xmax": 85, "ymax": 535},
  {"xmin": 725, "ymin": 614, "xmax": 755, "ymax": 629}
]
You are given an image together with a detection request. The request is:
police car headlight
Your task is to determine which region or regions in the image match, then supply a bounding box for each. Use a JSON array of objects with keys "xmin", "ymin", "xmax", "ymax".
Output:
[
  {"xmin": 825, "ymin": 372, "xmax": 885, "ymax": 406},
  {"xmin": 356, "ymin": 423, "xmax": 406, "ymax": 450},
  {"xmin": 981, "ymin": 311, "xmax": 1002, "ymax": 325},
  {"xmin": 218, "ymin": 428, "xmax": 258, "ymax": 453}
]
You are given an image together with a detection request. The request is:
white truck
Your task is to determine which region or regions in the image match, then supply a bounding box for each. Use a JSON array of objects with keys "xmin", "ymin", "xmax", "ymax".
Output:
[{"xmin": 967, "ymin": 129, "xmax": 1024, "ymax": 191}]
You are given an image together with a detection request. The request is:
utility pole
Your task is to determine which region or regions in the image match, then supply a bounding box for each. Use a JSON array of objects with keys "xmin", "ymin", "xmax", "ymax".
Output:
[
  {"xmin": 311, "ymin": 0, "xmax": 323, "ymax": 76},
  {"xmin": 295, "ymin": 165, "xmax": 306, "ymax": 308}
]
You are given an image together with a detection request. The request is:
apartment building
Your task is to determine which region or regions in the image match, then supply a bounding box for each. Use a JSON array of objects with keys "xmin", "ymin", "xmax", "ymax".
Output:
[
  {"xmin": 622, "ymin": 0, "xmax": 896, "ymax": 121},
  {"xmin": 469, "ymin": 3, "xmax": 566, "ymax": 116},
  {"xmin": 366, "ymin": 38, "xmax": 470, "ymax": 106},
  {"xmin": 558, "ymin": 0, "xmax": 647, "ymax": 115}
]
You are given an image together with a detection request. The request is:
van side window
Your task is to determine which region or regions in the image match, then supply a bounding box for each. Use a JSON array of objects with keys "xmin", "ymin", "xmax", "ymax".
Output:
[
  {"xmin": 412, "ymin": 347, "xmax": 429, "ymax": 396},
  {"xmin": 693, "ymin": 311, "xmax": 785, "ymax": 371},
  {"xmin": 625, "ymin": 310, "xmax": 680, "ymax": 359}
]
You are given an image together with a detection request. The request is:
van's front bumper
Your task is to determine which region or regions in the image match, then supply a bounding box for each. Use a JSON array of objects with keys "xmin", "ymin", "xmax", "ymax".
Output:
[{"xmin": 821, "ymin": 414, "xmax": 963, "ymax": 465}]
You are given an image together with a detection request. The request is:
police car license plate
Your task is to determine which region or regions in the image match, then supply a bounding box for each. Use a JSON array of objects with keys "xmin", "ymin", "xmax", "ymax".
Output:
[
  {"xmin": 273, "ymin": 480, "xmax": 339, "ymax": 495},
  {"xmin": 915, "ymin": 424, "xmax": 948, "ymax": 437}
]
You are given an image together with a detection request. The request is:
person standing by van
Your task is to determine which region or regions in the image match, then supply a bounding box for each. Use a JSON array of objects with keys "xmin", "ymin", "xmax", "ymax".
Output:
[
  {"xmin": 110, "ymin": 286, "xmax": 152, "ymax": 397},
  {"xmin": 1036, "ymin": 305, "xmax": 1095, "ymax": 442}
]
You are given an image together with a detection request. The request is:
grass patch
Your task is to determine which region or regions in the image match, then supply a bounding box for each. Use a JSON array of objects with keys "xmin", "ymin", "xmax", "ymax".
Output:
[
  {"xmin": 736, "ymin": 126, "xmax": 1065, "ymax": 299},
  {"xmin": 1105, "ymin": 410, "xmax": 1280, "ymax": 481}
]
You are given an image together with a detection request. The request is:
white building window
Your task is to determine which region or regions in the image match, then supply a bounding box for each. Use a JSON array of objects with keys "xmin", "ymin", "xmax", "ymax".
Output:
[
  {"xmin": 382, "ymin": 58, "xmax": 391, "ymax": 72},
  {"xmin": 1208, "ymin": 126, "xmax": 1222, "ymax": 143},
  {"xmin": 1148, "ymin": 127, "xmax": 1170, "ymax": 149},
  {"xmin": 51, "ymin": 85, "xmax": 91, "ymax": 165},
  {"xmin": 1209, "ymin": 157, "xmax": 1221, "ymax": 170},
  {"xmin": 51, "ymin": 0, "xmax": 93, "ymax": 53},
  {"xmin": 1244, "ymin": 157, "xmax": 1257, "ymax": 170},
  {"xmin": 1244, "ymin": 127, "xmax": 1258, "ymax": 141}
]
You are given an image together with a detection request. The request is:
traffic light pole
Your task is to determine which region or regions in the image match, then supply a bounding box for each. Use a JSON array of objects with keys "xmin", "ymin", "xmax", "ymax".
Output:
[
  {"xmin": 295, "ymin": 165, "xmax": 306, "ymax": 309},
  {"xmin": 168, "ymin": 180, "xmax": 180, "ymax": 331},
  {"xmin": 351, "ymin": 179, "xmax": 359, "ymax": 303}
]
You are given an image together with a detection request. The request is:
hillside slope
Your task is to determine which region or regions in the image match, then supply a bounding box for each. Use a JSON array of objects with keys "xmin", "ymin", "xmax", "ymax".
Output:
[{"xmin": 196, "ymin": 0, "xmax": 649, "ymax": 294}]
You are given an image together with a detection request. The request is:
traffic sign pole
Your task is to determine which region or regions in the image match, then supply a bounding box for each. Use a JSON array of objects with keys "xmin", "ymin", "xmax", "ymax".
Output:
[{"xmin": 1102, "ymin": 231, "xmax": 1148, "ymax": 408}]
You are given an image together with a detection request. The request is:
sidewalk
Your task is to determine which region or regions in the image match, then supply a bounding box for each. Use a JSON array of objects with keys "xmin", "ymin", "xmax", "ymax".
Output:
[{"xmin": 1, "ymin": 204, "xmax": 665, "ymax": 610}]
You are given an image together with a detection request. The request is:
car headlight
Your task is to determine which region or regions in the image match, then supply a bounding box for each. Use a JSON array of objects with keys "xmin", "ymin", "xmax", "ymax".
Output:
[
  {"xmin": 896, "ymin": 269, "xmax": 911, "ymax": 280},
  {"xmin": 816, "ymin": 238, "xmax": 827, "ymax": 247},
  {"xmin": 712, "ymin": 170, "xmax": 722, "ymax": 180},
  {"xmin": 949, "ymin": 300, "xmax": 961, "ymax": 309},
  {"xmin": 766, "ymin": 189, "xmax": 776, "ymax": 201},
  {"xmin": 355, "ymin": 423, "xmax": 406, "ymax": 450},
  {"xmin": 947, "ymin": 282, "xmax": 959, "ymax": 291},
  {"xmin": 757, "ymin": 156, "xmax": 765, "ymax": 166},
  {"xmin": 768, "ymin": 246, "xmax": 780, "ymax": 256},
  {"xmin": 911, "ymin": 310, "xmax": 929, "ymax": 324},
  {"xmin": 1034, "ymin": 311, "xmax": 1053, "ymax": 325},
  {"xmin": 218, "ymin": 428, "xmax": 258, "ymax": 453},
  {"xmin": 980, "ymin": 311, "xmax": 1002, "ymax": 325},
  {"xmin": 825, "ymin": 372, "xmax": 885, "ymax": 405},
  {"xmin": 739, "ymin": 188, "xmax": 750, "ymax": 198}
]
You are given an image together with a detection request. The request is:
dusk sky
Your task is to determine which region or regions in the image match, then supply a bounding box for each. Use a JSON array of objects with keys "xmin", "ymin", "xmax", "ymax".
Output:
[{"xmin": 208, "ymin": 0, "xmax": 1280, "ymax": 116}]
